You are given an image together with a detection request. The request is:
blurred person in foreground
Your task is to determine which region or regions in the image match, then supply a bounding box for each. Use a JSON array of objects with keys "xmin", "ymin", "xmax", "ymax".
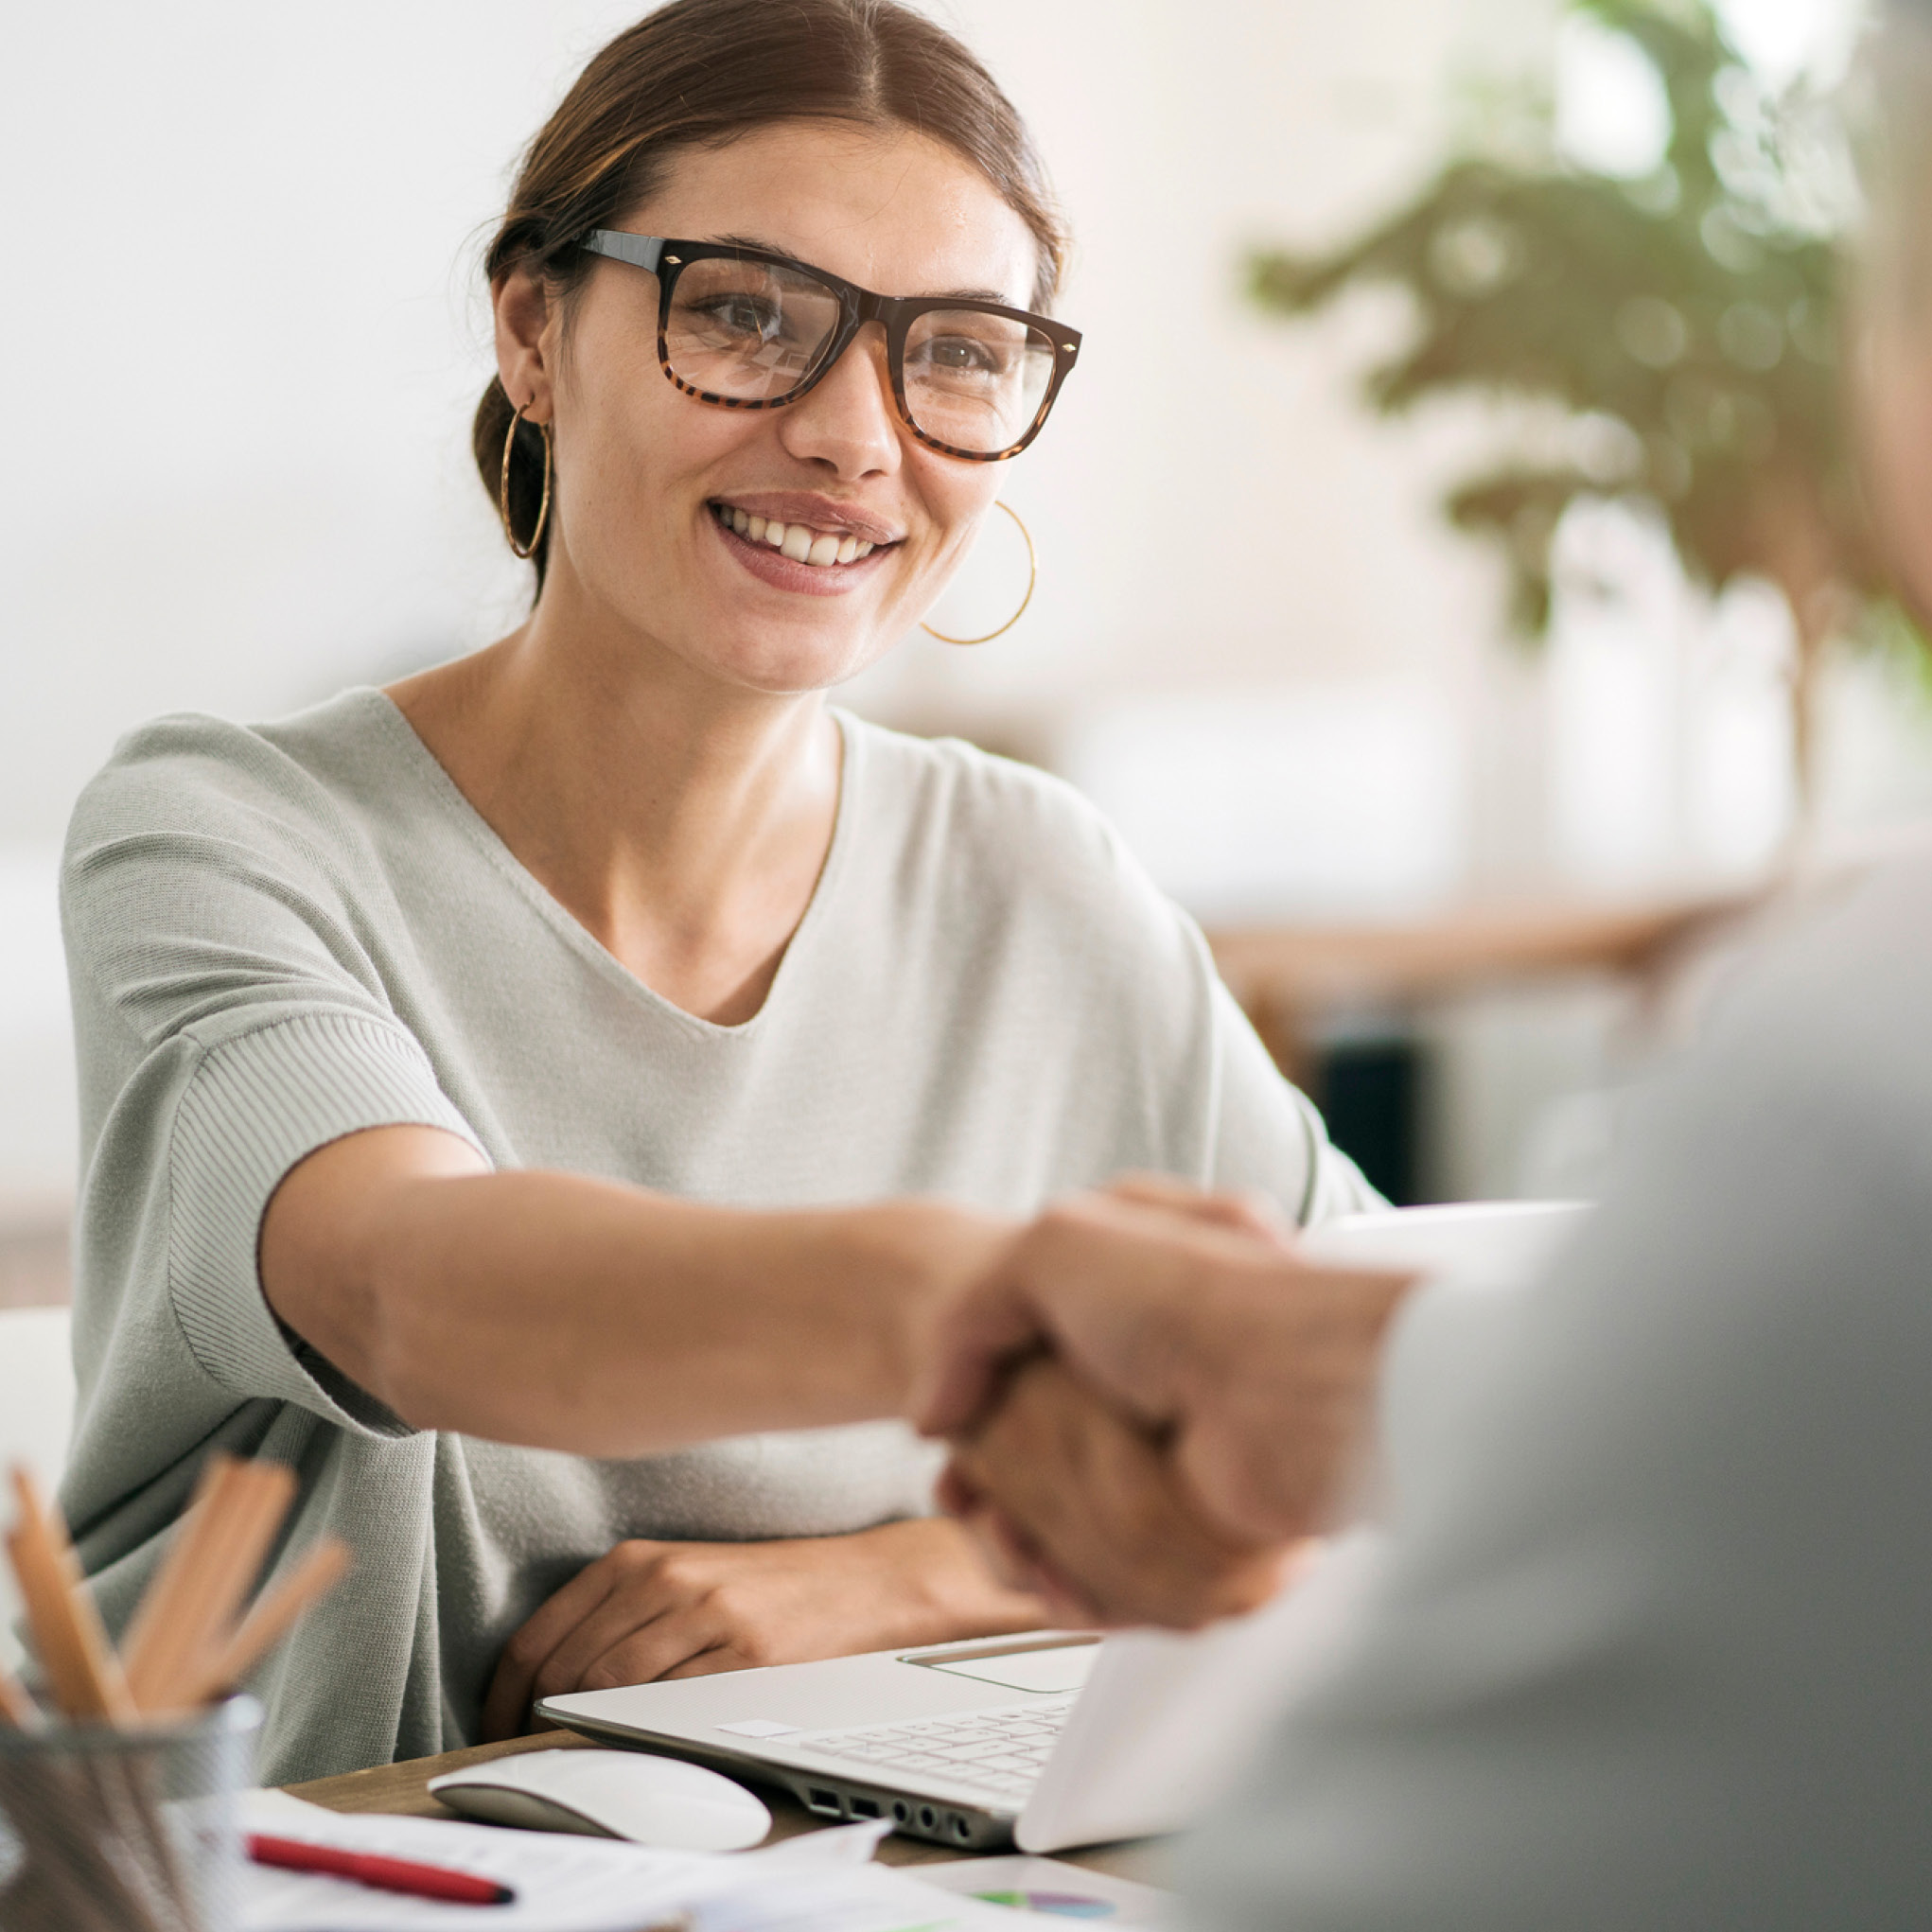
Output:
[{"xmin": 926, "ymin": 1, "xmax": 1932, "ymax": 1921}]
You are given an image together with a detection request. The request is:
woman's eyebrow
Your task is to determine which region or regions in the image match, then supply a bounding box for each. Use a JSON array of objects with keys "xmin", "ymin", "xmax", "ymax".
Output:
[{"xmin": 710, "ymin": 234, "xmax": 1011, "ymax": 306}]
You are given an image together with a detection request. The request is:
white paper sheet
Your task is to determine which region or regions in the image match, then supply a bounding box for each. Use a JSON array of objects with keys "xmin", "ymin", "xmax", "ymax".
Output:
[
  {"xmin": 907, "ymin": 1855, "xmax": 1173, "ymax": 1926},
  {"xmin": 237, "ymin": 1805, "xmax": 714, "ymax": 1930},
  {"xmin": 237, "ymin": 1797, "xmax": 911, "ymax": 1932},
  {"xmin": 681, "ymin": 1865, "xmax": 1020, "ymax": 1932}
]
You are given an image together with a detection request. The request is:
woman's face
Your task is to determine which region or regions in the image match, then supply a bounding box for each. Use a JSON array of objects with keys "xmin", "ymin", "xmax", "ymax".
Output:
[{"xmin": 499, "ymin": 120, "xmax": 1044, "ymax": 695}]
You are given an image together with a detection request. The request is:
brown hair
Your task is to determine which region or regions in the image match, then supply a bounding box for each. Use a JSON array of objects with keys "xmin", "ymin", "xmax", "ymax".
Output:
[{"xmin": 475, "ymin": 0, "xmax": 1070, "ymax": 579}]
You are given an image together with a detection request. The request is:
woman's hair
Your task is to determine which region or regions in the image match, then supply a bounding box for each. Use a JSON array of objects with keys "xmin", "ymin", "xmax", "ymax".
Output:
[{"xmin": 476, "ymin": 0, "xmax": 1069, "ymax": 579}]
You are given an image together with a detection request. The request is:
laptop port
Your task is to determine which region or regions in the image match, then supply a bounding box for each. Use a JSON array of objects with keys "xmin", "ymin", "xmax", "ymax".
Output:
[
  {"xmin": 950, "ymin": 1814, "xmax": 971, "ymax": 1840},
  {"xmin": 891, "ymin": 1800, "xmax": 910, "ymax": 1823},
  {"xmin": 918, "ymin": 1805, "xmax": 937, "ymax": 1830},
  {"xmin": 850, "ymin": 1797, "xmax": 881, "ymax": 1818},
  {"xmin": 806, "ymin": 1788, "xmax": 843, "ymax": 1816}
]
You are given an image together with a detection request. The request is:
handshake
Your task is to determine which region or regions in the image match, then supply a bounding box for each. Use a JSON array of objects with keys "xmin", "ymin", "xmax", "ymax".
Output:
[{"xmin": 914, "ymin": 1179, "xmax": 1418, "ymax": 1631}]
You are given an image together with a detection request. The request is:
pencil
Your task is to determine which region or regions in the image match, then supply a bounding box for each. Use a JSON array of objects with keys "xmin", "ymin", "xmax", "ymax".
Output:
[
  {"xmin": 0, "ymin": 1659, "xmax": 39, "ymax": 1728},
  {"xmin": 125, "ymin": 1457, "xmax": 295, "ymax": 1712},
  {"xmin": 179, "ymin": 1537, "xmax": 351, "ymax": 1706},
  {"xmin": 0, "ymin": 1454, "xmax": 350, "ymax": 1932},
  {"xmin": 118, "ymin": 1451, "xmax": 240, "ymax": 1708},
  {"xmin": 151, "ymin": 1459, "xmax": 295, "ymax": 1711},
  {"xmin": 6, "ymin": 1467, "xmax": 136, "ymax": 1724}
]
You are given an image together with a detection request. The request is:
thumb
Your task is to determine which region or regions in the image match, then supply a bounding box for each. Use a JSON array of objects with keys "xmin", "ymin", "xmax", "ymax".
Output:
[{"xmin": 911, "ymin": 1281, "xmax": 1049, "ymax": 1437}]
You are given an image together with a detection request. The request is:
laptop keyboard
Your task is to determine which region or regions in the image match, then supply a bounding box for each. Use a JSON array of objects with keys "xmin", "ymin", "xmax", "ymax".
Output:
[{"xmin": 798, "ymin": 1695, "xmax": 1076, "ymax": 1798}]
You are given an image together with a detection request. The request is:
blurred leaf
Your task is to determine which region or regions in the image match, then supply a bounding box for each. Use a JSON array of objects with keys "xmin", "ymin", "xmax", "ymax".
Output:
[{"xmin": 1249, "ymin": 0, "xmax": 1899, "ymax": 659}]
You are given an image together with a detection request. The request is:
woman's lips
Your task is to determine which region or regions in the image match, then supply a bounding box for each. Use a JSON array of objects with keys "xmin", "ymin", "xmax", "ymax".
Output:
[
  {"xmin": 711, "ymin": 494, "xmax": 904, "ymax": 549},
  {"xmin": 709, "ymin": 507, "xmax": 893, "ymax": 596}
]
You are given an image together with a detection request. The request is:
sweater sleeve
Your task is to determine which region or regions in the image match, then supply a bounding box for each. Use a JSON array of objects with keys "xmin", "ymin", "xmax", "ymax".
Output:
[
  {"xmin": 62, "ymin": 718, "xmax": 487, "ymax": 1432},
  {"xmin": 1204, "ymin": 974, "xmax": 1385, "ymax": 1224}
]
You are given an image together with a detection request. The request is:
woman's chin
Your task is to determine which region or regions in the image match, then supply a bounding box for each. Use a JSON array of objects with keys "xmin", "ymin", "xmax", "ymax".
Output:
[{"xmin": 688, "ymin": 629, "xmax": 891, "ymax": 698}]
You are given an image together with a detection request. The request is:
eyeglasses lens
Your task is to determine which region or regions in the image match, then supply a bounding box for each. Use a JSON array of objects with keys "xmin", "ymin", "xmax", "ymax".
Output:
[
  {"xmin": 665, "ymin": 257, "xmax": 843, "ymax": 403},
  {"xmin": 664, "ymin": 257, "xmax": 1057, "ymax": 455},
  {"xmin": 903, "ymin": 311, "xmax": 1057, "ymax": 456}
]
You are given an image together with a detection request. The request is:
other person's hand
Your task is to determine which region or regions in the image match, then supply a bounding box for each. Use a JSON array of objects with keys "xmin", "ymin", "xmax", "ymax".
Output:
[
  {"xmin": 940, "ymin": 1354, "xmax": 1303, "ymax": 1627},
  {"xmin": 481, "ymin": 1517, "xmax": 1046, "ymax": 1740},
  {"xmin": 920, "ymin": 1183, "xmax": 1417, "ymax": 1549}
]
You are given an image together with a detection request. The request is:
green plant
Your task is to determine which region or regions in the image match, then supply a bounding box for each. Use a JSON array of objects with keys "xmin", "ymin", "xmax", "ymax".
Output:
[{"xmin": 1249, "ymin": 0, "xmax": 1895, "ymax": 795}]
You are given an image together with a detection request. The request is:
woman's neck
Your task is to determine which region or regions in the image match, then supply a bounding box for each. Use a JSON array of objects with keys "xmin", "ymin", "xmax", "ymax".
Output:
[{"xmin": 387, "ymin": 598, "xmax": 844, "ymax": 1027}]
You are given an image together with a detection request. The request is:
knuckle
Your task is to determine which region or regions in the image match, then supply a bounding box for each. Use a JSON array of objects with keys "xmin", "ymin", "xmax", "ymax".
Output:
[
  {"xmin": 531, "ymin": 1658, "xmax": 572, "ymax": 1699},
  {"xmin": 655, "ymin": 1552, "xmax": 710, "ymax": 1595},
  {"xmin": 502, "ymin": 1626, "xmax": 548, "ymax": 1669},
  {"xmin": 709, "ymin": 1581, "xmax": 756, "ymax": 1627},
  {"xmin": 730, "ymin": 1625, "xmax": 777, "ymax": 1668},
  {"xmin": 582, "ymin": 1654, "xmax": 640, "ymax": 1694}
]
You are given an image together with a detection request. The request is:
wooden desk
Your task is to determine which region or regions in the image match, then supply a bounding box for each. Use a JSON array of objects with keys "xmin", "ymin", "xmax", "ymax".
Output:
[{"xmin": 287, "ymin": 1728, "xmax": 1171, "ymax": 1888}]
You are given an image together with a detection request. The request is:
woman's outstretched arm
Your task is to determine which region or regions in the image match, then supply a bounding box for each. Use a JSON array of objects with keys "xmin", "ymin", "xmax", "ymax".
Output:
[{"xmin": 261, "ymin": 1124, "xmax": 1013, "ymax": 1455}]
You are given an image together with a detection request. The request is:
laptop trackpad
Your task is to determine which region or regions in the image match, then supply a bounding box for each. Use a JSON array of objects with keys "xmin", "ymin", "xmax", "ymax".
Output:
[{"xmin": 906, "ymin": 1639, "xmax": 1100, "ymax": 1695}]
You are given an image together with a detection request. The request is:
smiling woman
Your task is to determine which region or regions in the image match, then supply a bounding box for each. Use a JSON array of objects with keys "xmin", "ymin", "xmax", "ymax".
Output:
[{"xmin": 53, "ymin": 0, "xmax": 1378, "ymax": 1787}]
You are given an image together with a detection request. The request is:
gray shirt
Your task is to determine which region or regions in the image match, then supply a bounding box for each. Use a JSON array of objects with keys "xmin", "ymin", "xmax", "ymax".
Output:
[
  {"xmin": 1189, "ymin": 850, "xmax": 1932, "ymax": 1926},
  {"xmin": 58, "ymin": 689, "xmax": 1373, "ymax": 1784}
]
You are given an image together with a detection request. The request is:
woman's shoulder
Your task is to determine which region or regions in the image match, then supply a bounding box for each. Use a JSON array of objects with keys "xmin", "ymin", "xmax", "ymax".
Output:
[
  {"xmin": 837, "ymin": 711, "xmax": 1199, "ymax": 954},
  {"xmin": 846, "ymin": 703, "xmax": 1120, "ymax": 838},
  {"xmin": 66, "ymin": 688, "xmax": 408, "ymax": 855},
  {"xmin": 842, "ymin": 711, "xmax": 1121, "ymax": 862}
]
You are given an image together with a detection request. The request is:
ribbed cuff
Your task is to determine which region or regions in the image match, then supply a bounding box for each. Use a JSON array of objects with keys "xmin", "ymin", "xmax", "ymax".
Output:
[{"xmin": 167, "ymin": 1011, "xmax": 486, "ymax": 1431}]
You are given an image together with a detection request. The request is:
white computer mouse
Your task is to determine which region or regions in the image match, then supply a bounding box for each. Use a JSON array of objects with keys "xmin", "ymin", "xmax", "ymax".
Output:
[{"xmin": 429, "ymin": 1748, "xmax": 772, "ymax": 1852}]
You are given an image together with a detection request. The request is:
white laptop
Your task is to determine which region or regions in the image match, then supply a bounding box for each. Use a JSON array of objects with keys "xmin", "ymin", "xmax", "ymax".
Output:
[{"xmin": 538, "ymin": 1201, "xmax": 1587, "ymax": 1851}]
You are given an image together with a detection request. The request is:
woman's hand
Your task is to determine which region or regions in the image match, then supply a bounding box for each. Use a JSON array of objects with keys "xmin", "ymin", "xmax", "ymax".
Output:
[
  {"xmin": 940, "ymin": 1356, "xmax": 1303, "ymax": 1629},
  {"xmin": 481, "ymin": 1517, "xmax": 1048, "ymax": 1740},
  {"xmin": 920, "ymin": 1186, "xmax": 1414, "ymax": 1548}
]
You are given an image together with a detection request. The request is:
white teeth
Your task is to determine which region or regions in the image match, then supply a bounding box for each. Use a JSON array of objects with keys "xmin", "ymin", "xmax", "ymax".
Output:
[{"xmin": 715, "ymin": 505, "xmax": 885, "ymax": 565}]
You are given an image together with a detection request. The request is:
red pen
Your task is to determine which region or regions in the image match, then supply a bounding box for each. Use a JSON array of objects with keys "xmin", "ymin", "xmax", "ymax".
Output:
[{"xmin": 249, "ymin": 1833, "xmax": 516, "ymax": 1906}]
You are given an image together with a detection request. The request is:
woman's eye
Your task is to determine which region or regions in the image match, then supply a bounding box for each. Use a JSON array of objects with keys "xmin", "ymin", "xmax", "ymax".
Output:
[
  {"xmin": 917, "ymin": 338, "xmax": 1003, "ymax": 377},
  {"xmin": 699, "ymin": 295, "xmax": 783, "ymax": 342}
]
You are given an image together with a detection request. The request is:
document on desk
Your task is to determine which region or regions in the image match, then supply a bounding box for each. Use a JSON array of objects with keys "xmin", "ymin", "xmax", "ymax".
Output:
[
  {"xmin": 681, "ymin": 1866, "xmax": 1019, "ymax": 1932},
  {"xmin": 237, "ymin": 1806, "xmax": 710, "ymax": 1930},
  {"xmin": 908, "ymin": 1855, "xmax": 1174, "ymax": 1926},
  {"xmin": 236, "ymin": 1800, "xmax": 1009, "ymax": 1932}
]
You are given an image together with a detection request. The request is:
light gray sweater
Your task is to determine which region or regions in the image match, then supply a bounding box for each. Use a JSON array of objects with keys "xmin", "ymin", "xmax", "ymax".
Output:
[{"xmin": 58, "ymin": 690, "xmax": 1374, "ymax": 1783}]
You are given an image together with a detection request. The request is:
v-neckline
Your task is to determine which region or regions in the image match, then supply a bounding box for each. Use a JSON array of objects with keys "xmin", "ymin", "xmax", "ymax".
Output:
[{"xmin": 360, "ymin": 688, "xmax": 861, "ymax": 1040}]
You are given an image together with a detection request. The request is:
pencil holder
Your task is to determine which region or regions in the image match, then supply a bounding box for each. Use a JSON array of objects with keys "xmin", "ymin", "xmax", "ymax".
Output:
[{"xmin": 0, "ymin": 1695, "xmax": 260, "ymax": 1932}]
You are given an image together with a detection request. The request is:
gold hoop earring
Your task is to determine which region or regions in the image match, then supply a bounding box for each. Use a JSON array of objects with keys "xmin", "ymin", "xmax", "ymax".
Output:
[
  {"xmin": 921, "ymin": 501, "xmax": 1036, "ymax": 645},
  {"xmin": 499, "ymin": 400, "xmax": 553, "ymax": 561}
]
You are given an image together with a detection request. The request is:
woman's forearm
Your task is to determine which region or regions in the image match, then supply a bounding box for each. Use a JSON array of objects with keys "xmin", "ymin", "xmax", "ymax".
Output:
[{"xmin": 260, "ymin": 1125, "xmax": 1013, "ymax": 1454}]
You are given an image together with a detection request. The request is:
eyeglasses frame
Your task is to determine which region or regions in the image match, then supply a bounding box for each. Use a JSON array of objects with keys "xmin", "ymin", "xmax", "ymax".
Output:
[{"xmin": 581, "ymin": 231, "xmax": 1080, "ymax": 463}]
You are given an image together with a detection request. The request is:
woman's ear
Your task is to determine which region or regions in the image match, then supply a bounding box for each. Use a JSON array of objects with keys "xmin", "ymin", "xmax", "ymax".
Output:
[{"xmin": 493, "ymin": 264, "xmax": 556, "ymax": 425}]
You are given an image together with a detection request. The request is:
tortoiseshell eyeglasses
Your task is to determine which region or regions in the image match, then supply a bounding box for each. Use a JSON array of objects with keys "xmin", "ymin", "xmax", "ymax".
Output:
[{"xmin": 582, "ymin": 231, "xmax": 1081, "ymax": 462}]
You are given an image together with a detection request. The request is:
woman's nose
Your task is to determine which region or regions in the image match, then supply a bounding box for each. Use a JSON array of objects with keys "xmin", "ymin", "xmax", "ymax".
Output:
[{"xmin": 777, "ymin": 324, "xmax": 903, "ymax": 479}]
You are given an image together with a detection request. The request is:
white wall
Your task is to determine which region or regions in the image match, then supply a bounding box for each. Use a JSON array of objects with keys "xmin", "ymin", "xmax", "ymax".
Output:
[{"xmin": 1, "ymin": 0, "xmax": 1549, "ymax": 854}]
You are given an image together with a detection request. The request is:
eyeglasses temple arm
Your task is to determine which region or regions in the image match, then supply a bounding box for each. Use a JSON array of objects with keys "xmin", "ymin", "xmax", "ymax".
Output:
[{"xmin": 583, "ymin": 231, "xmax": 665, "ymax": 272}]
